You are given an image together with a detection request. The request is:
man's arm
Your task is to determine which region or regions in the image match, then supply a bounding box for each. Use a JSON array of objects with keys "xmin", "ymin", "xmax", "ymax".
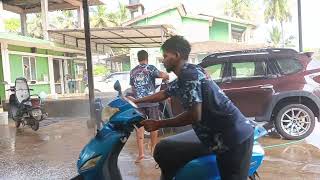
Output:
[
  {"xmin": 141, "ymin": 103, "xmax": 202, "ymax": 131},
  {"xmin": 132, "ymin": 90, "xmax": 169, "ymax": 104},
  {"xmin": 159, "ymin": 71, "xmax": 169, "ymax": 80}
]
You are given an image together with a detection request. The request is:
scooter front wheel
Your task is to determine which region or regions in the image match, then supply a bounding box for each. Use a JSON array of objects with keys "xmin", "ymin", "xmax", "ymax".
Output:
[
  {"xmin": 15, "ymin": 120, "xmax": 21, "ymax": 128},
  {"xmin": 31, "ymin": 121, "xmax": 39, "ymax": 131}
]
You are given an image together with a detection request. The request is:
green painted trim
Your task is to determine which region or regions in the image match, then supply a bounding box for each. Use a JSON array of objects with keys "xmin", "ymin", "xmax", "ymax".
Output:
[
  {"xmin": 214, "ymin": 18, "xmax": 249, "ymax": 28},
  {"xmin": 8, "ymin": 45, "xmax": 66, "ymax": 56},
  {"xmin": 8, "ymin": 45, "xmax": 32, "ymax": 53}
]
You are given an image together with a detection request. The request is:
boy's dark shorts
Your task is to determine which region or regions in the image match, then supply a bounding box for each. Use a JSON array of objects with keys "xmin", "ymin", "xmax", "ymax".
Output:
[{"xmin": 138, "ymin": 106, "xmax": 160, "ymax": 120}]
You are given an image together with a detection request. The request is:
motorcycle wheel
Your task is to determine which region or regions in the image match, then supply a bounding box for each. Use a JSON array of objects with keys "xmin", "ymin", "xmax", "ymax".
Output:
[
  {"xmin": 31, "ymin": 121, "xmax": 39, "ymax": 131},
  {"xmin": 15, "ymin": 120, "xmax": 21, "ymax": 128}
]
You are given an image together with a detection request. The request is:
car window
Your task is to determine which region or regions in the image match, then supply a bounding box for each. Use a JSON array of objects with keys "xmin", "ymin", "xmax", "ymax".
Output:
[
  {"xmin": 276, "ymin": 58, "xmax": 303, "ymax": 75},
  {"xmin": 205, "ymin": 63, "xmax": 224, "ymax": 81},
  {"xmin": 231, "ymin": 61, "xmax": 266, "ymax": 79},
  {"xmin": 306, "ymin": 59, "xmax": 320, "ymax": 71}
]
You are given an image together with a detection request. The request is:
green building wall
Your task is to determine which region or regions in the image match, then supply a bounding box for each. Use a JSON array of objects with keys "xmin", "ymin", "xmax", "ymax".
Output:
[
  {"xmin": 134, "ymin": 9, "xmax": 182, "ymax": 27},
  {"xmin": 209, "ymin": 21, "xmax": 230, "ymax": 41}
]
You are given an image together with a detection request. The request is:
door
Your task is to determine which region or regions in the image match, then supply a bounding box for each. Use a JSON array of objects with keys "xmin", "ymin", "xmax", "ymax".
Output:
[{"xmin": 221, "ymin": 56, "xmax": 275, "ymax": 117}]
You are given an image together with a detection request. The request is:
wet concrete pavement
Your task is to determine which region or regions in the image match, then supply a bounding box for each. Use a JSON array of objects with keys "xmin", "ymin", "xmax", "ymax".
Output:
[{"xmin": 0, "ymin": 118, "xmax": 320, "ymax": 180}]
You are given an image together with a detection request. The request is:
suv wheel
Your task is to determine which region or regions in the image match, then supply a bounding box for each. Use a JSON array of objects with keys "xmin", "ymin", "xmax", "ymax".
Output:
[{"xmin": 274, "ymin": 104, "xmax": 315, "ymax": 140}]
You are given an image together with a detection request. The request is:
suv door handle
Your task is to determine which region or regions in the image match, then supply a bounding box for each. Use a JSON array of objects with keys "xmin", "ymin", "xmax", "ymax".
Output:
[{"xmin": 260, "ymin": 84, "xmax": 273, "ymax": 89}]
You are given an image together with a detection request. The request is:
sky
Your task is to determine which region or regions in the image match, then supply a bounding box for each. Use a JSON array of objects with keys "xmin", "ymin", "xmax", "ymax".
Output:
[{"xmin": 3, "ymin": 0, "xmax": 320, "ymax": 49}]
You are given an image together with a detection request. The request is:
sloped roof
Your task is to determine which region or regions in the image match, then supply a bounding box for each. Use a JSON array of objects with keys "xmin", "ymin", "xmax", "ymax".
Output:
[
  {"xmin": 122, "ymin": 3, "xmax": 255, "ymax": 27},
  {"xmin": 3, "ymin": 0, "xmax": 102, "ymax": 14},
  {"xmin": 48, "ymin": 25, "xmax": 175, "ymax": 53},
  {"xmin": 0, "ymin": 32, "xmax": 83, "ymax": 54},
  {"xmin": 190, "ymin": 41, "xmax": 266, "ymax": 54},
  {"xmin": 122, "ymin": 3, "xmax": 187, "ymax": 26}
]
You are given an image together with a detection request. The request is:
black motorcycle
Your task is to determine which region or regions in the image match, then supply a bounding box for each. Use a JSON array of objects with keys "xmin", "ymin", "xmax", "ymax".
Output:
[{"xmin": 7, "ymin": 77, "xmax": 47, "ymax": 131}]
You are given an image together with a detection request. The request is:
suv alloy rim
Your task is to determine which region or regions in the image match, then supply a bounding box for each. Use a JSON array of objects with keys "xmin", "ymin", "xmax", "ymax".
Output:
[{"xmin": 280, "ymin": 108, "xmax": 311, "ymax": 137}]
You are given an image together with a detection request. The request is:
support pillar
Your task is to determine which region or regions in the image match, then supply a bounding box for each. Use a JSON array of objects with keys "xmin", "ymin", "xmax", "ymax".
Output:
[
  {"xmin": 59, "ymin": 60, "xmax": 65, "ymax": 94},
  {"xmin": 0, "ymin": 1, "xmax": 5, "ymax": 32},
  {"xmin": 1, "ymin": 42, "xmax": 11, "ymax": 100},
  {"xmin": 48, "ymin": 57, "xmax": 56, "ymax": 95},
  {"xmin": 20, "ymin": 13, "xmax": 27, "ymax": 36},
  {"xmin": 40, "ymin": 0, "xmax": 49, "ymax": 40},
  {"xmin": 77, "ymin": 4, "xmax": 84, "ymax": 28}
]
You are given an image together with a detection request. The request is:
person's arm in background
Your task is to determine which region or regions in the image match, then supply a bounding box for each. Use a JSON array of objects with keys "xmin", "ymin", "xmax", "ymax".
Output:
[
  {"xmin": 159, "ymin": 71, "xmax": 169, "ymax": 81},
  {"xmin": 151, "ymin": 65, "xmax": 169, "ymax": 81}
]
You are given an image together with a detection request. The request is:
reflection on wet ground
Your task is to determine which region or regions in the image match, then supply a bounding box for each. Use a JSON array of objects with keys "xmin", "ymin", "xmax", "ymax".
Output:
[{"xmin": 0, "ymin": 118, "xmax": 319, "ymax": 180}]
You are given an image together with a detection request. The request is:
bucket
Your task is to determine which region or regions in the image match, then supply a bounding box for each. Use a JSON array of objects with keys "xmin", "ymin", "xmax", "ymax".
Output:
[{"xmin": 0, "ymin": 112, "xmax": 8, "ymax": 125}]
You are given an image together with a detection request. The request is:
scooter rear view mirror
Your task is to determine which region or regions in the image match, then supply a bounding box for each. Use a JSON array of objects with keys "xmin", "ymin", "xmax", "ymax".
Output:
[{"xmin": 114, "ymin": 80, "xmax": 122, "ymax": 96}]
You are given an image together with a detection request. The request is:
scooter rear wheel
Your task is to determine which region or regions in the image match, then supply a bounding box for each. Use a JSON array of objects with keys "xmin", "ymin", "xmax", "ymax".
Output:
[{"xmin": 31, "ymin": 121, "xmax": 39, "ymax": 131}]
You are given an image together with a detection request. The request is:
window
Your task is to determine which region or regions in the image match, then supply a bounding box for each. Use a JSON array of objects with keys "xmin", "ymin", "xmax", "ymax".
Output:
[
  {"xmin": 23, "ymin": 56, "xmax": 36, "ymax": 81},
  {"xmin": 205, "ymin": 63, "xmax": 224, "ymax": 81},
  {"xmin": 231, "ymin": 61, "xmax": 266, "ymax": 79},
  {"xmin": 276, "ymin": 58, "xmax": 303, "ymax": 75}
]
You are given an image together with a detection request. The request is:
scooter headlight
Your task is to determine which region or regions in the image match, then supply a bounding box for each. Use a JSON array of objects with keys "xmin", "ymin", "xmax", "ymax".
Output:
[
  {"xmin": 101, "ymin": 107, "xmax": 119, "ymax": 122},
  {"xmin": 80, "ymin": 155, "xmax": 102, "ymax": 171}
]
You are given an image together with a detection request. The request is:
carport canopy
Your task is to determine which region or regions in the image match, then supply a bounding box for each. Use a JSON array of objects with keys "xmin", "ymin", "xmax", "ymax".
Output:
[{"xmin": 48, "ymin": 25, "xmax": 176, "ymax": 54}]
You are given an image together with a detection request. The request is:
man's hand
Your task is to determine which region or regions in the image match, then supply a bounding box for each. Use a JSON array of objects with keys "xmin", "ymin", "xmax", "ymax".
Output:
[
  {"xmin": 126, "ymin": 96, "xmax": 136, "ymax": 103},
  {"xmin": 141, "ymin": 120, "xmax": 162, "ymax": 132}
]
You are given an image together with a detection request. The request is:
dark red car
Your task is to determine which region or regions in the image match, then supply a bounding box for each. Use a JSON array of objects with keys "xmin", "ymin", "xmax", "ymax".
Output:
[{"xmin": 165, "ymin": 48, "xmax": 320, "ymax": 140}]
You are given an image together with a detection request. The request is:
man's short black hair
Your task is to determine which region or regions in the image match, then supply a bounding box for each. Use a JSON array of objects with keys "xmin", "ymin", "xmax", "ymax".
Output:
[
  {"xmin": 137, "ymin": 50, "xmax": 148, "ymax": 62},
  {"xmin": 161, "ymin": 35, "xmax": 191, "ymax": 60}
]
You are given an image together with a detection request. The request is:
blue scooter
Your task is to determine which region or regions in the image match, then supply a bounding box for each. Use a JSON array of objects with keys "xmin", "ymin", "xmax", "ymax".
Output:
[{"xmin": 72, "ymin": 81, "xmax": 267, "ymax": 180}]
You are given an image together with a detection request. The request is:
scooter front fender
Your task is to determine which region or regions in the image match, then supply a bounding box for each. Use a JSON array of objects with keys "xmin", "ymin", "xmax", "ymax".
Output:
[{"xmin": 77, "ymin": 126, "xmax": 125, "ymax": 180}]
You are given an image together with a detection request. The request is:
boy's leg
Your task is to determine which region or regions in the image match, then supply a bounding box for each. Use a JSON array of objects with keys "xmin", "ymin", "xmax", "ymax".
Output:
[
  {"xmin": 135, "ymin": 108, "xmax": 147, "ymax": 163},
  {"xmin": 135, "ymin": 126, "xmax": 145, "ymax": 163},
  {"xmin": 153, "ymin": 130, "xmax": 212, "ymax": 180},
  {"xmin": 216, "ymin": 134, "xmax": 254, "ymax": 180},
  {"xmin": 147, "ymin": 106, "xmax": 160, "ymax": 154}
]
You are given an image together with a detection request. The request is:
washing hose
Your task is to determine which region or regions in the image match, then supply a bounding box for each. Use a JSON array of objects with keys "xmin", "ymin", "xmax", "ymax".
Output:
[{"xmin": 262, "ymin": 139, "xmax": 305, "ymax": 150}]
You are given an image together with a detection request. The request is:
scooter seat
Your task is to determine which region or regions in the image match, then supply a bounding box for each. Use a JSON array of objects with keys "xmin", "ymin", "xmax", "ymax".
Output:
[{"xmin": 174, "ymin": 143, "xmax": 264, "ymax": 180}]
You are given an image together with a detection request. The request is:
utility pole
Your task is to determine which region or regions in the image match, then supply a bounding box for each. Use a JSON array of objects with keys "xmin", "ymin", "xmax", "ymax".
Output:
[
  {"xmin": 297, "ymin": 0, "xmax": 303, "ymax": 52},
  {"xmin": 82, "ymin": 0, "xmax": 96, "ymax": 128}
]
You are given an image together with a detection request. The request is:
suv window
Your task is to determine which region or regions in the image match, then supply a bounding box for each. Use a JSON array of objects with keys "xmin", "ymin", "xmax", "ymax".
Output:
[
  {"xmin": 276, "ymin": 58, "xmax": 303, "ymax": 75},
  {"xmin": 205, "ymin": 63, "xmax": 224, "ymax": 81},
  {"xmin": 231, "ymin": 61, "xmax": 266, "ymax": 79}
]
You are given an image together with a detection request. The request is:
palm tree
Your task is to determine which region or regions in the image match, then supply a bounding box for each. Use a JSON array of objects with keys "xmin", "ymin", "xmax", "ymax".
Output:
[
  {"xmin": 56, "ymin": 10, "xmax": 77, "ymax": 29},
  {"xmin": 91, "ymin": 5, "xmax": 114, "ymax": 28},
  {"xmin": 107, "ymin": 2, "xmax": 128, "ymax": 26},
  {"xmin": 224, "ymin": 0, "xmax": 254, "ymax": 20},
  {"xmin": 268, "ymin": 26, "xmax": 295, "ymax": 47},
  {"xmin": 264, "ymin": 0, "xmax": 292, "ymax": 47},
  {"xmin": 268, "ymin": 26, "xmax": 281, "ymax": 47},
  {"xmin": 91, "ymin": 3, "xmax": 129, "ymax": 28},
  {"xmin": 4, "ymin": 18, "xmax": 20, "ymax": 33},
  {"xmin": 27, "ymin": 14, "xmax": 43, "ymax": 38}
]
